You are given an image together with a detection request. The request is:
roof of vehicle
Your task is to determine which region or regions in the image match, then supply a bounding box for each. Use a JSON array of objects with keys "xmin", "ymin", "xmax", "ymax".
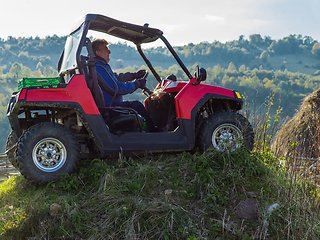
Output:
[{"xmin": 72, "ymin": 14, "xmax": 164, "ymax": 44}]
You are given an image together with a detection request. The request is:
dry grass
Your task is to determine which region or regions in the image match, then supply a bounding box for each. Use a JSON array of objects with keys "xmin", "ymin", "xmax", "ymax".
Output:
[{"xmin": 271, "ymin": 88, "xmax": 320, "ymax": 158}]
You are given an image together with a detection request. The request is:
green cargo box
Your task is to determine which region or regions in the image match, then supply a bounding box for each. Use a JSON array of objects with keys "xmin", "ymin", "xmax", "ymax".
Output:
[{"xmin": 18, "ymin": 77, "xmax": 61, "ymax": 91}]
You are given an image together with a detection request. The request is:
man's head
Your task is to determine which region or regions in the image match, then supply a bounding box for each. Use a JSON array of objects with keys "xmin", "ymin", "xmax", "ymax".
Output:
[{"xmin": 92, "ymin": 39, "xmax": 111, "ymax": 63}]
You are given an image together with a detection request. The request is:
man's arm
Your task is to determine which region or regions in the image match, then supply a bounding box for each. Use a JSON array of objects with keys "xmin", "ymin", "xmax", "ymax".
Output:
[{"xmin": 96, "ymin": 65, "xmax": 136, "ymax": 95}]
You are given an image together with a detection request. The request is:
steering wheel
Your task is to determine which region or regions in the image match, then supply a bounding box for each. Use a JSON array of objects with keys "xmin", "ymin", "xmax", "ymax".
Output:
[{"xmin": 141, "ymin": 71, "xmax": 153, "ymax": 96}]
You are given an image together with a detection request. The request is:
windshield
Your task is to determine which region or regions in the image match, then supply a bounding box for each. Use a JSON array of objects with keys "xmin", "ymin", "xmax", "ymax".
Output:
[{"xmin": 59, "ymin": 24, "xmax": 85, "ymax": 75}]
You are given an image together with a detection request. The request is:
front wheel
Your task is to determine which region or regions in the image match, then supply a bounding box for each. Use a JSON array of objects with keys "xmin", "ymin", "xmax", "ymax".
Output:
[
  {"xmin": 16, "ymin": 122, "xmax": 80, "ymax": 185},
  {"xmin": 197, "ymin": 111, "xmax": 254, "ymax": 153}
]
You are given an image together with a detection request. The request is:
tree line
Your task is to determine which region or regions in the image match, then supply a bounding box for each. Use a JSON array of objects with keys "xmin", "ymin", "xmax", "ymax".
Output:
[
  {"xmin": 0, "ymin": 35, "xmax": 66, "ymax": 73},
  {"xmin": 1, "ymin": 34, "xmax": 319, "ymax": 74}
]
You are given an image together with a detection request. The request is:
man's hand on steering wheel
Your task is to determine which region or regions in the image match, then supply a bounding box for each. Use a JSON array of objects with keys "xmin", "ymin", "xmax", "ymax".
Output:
[
  {"xmin": 136, "ymin": 71, "xmax": 153, "ymax": 96},
  {"xmin": 134, "ymin": 78, "xmax": 146, "ymax": 89}
]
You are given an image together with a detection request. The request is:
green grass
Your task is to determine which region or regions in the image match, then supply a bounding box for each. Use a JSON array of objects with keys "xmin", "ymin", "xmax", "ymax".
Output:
[
  {"xmin": 1, "ymin": 148, "xmax": 320, "ymax": 239},
  {"xmin": 268, "ymin": 53, "xmax": 320, "ymax": 75}
]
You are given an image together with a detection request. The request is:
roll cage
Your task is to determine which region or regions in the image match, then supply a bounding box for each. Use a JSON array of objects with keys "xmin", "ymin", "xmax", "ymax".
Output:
[{"xmin": 57, "ymin": 14, "xmax": 192, "ymax": 84}]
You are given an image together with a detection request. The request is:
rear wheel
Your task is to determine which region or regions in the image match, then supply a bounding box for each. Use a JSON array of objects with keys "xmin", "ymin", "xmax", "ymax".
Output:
[
  {"xmin": 197, "ymin": 111, "xmax": 254, "ymax": 152},
  {"xmin": 16, "ymin": 122, "xmax": 80, "ymax": 185},
  {"xmin": 5, "ymin": 131, "xmax": 18, "ymax": 169}
]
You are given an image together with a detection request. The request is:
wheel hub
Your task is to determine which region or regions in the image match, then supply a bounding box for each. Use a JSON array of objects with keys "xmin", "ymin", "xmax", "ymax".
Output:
[
  {"xmin": 212, "ymin": 123, "xmax": 242, "ymax": 151},
  {"xmin": 32, "ymin": 138, "xmax": 67, "ymax": 172},
  {"xmin": 46, "ymin": 151, "xmax": 52, "ymax": 159}
]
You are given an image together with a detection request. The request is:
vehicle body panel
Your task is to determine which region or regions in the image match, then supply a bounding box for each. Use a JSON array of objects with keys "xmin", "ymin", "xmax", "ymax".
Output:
[
  {"xmin": 18, "ymin": 75, "xmax": 100, "ymax": 115},
  {"xmin": 174, "ymin": 79, "xmax": 239, "ymax": 119}
]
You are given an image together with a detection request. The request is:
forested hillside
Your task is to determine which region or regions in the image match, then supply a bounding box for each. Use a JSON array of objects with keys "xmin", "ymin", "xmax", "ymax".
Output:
[
  {"xmin": 1, "ymin": 33, "xmax": 320, "ymax": 151},
  {"xmin": 1, "ymin": 34, "xmax": 320, "ymax": 74}
]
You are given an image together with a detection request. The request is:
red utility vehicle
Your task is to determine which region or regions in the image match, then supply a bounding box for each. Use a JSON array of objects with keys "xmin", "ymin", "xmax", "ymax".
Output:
[{"xmin": 6, "ymin": 14, "xmax": 254, "ymax": 184}]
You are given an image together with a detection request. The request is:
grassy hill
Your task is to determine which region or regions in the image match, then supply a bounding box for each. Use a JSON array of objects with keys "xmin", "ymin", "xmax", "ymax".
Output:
[{"xmin": 1, "ymin": 148, "xmax": 320, "ymax": 239}]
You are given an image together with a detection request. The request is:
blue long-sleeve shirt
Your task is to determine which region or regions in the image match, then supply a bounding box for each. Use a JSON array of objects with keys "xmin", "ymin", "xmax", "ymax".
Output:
[{"xmin": 95, "ymin": 56, "xmax": 138, "ymax": 105}]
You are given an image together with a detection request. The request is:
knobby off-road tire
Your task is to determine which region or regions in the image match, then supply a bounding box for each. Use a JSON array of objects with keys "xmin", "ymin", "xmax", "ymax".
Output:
[
  {"xmin": 5, "ymin": 131, "xmax": 19, "ymax": 169},
  {"xmin": 197, "ymin": 111, "xmax": 254, "ymax": 153},
  {"xmin": 16, "ymin": 122, "xmax": 80, "ymax": 185}
]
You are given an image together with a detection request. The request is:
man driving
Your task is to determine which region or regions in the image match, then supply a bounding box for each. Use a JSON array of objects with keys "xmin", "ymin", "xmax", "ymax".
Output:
[{"xmin": 92, "ymin": 39, "xmax": 157, "ymax": 132}]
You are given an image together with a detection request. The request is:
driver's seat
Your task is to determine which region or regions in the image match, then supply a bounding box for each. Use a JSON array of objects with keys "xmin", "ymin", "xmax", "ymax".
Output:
[{"xmin": 96, "ymin": 72, "xmax": 143, "ymax": 133}]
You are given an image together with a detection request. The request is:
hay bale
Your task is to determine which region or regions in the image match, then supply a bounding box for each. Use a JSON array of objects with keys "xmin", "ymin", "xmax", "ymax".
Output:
[{"xmin": 271, "ymin": 88, "xmax": 320, "ymax": 158}]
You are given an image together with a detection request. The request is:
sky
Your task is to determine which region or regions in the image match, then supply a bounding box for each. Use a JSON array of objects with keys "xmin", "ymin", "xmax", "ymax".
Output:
[{"xmin": 1, "ymin": 0, "xmax": 320, "ymax": 47}]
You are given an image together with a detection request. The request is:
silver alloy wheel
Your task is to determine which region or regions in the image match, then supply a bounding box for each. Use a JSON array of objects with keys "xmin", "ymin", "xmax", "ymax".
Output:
[
  {"xmin": 212, "ymin": 123, "xmax": 242, "ymax": 151},
  {"xmin": 32, "ymin": 138, "xmax": 67, "ymax": 172}
]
